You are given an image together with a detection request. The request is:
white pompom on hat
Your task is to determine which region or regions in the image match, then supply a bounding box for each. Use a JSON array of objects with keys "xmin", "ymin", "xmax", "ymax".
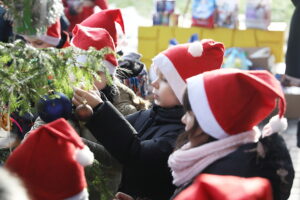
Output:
[
  {"xmin": 5, "ymin": 118, "xmax": 94, "ymax": 200},
  {"xmin": 186, "ymin": 68, "xmax": 287, "ymax": 139}
]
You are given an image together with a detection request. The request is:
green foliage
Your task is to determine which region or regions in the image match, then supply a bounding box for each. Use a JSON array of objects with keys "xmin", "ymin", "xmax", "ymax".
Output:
[
  {"xmin": 0, "ymin": 148, "xmax": 10, "ymax": 165},
  {"xmin": 2, "ymin": 0, "xmax": 64, "ymax": 35},
  {"xmin": 0, "ymin": 40, "xmax": 112, "ymax": 116},
  {"xmin": 85, "ymin": 160, "xmax": 113, "ymax": 200}
]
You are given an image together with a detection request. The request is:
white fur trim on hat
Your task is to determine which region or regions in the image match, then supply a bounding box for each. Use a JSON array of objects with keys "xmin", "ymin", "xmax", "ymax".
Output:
[
  {"xmin": 187, "ymin": 74, "xmax": 228, "ymax": 139},
  {"xmin": 74, "ymin": 145, "xmax": 94, "ymax": 167},
  {"xmin": 103, "ymin": 60, "xmax": 116, "ymax": 75},
  {"xmin": 152, "ymin": 53, "xmax": 186, "ymax": 103},
  {"xmin": 65, "ymin": 188, "xmax": 89, "ymax": 200},
  {"xmin": 38, "ymin": 35, "xmax": 60, "ymax": 46},
  {"xmin": 188, "ymin": 41, "xmax": 203, "ymax": 57},
  {"xmin": 262, "ymin": 115, "xmax": 288, "ymax": 137}
]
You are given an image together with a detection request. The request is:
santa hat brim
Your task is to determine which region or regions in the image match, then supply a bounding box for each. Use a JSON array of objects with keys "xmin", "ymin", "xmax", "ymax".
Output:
[
  {"xmin": 152, "ymin": 54, "xmax": 186, "ymax": 103},
  {"xmin": 187, "ymin": 74, "xmax": 228, "ymax": 139},
  {"xmin": 38, "ymin": 35, "xmax": 60, "ymax": 46}
]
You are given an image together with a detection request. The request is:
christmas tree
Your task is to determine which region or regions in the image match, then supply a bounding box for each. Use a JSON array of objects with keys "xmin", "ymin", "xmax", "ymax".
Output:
[
  {"xmin": 0, "ymin": 40, "xmax": 113, "ymax": 120},
  {"xmin": 2, "ymin": 0, "xmax": 63, "ymax": 35}
]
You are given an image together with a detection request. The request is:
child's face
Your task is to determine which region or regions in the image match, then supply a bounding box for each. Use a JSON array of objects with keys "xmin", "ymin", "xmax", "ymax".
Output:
[
  {"xmin": 23, "ymin": 36, "xmax": 54, "ymax": 48},
  {"xmin": 151, "ymin": 69, "xmax": 180, "ymax": 108}
]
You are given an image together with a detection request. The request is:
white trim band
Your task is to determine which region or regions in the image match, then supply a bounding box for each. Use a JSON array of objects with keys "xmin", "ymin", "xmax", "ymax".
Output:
[
  {"xmin": 187, "ymin": 74, "xmax": 228, "ymax": 139},
  {"xmin": 152, "ymin": 54, "xmax": 186, "ymax": 103},
  {"xmin": 76, "ymin": 55, "xmax": 115, "ymax": 75},
  {"xmin": 103, "ymin": 60, "xmax": 116, "ymax": 75},
  {"xmin": 65, "ymin": 188, "xmax": 89, "ymax": 200},
  {"xmin": 38, "ymin": 35, "xmax": 60, "ymax": 46}
]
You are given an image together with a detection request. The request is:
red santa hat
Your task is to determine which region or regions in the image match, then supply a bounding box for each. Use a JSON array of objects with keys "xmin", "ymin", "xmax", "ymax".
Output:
[
  {"xmin": 37, "ymin": 19, "xmax": 61, "ymax": 46},
  {"xmin": 71, "ymin": 24, "xmax": 117, "ymax": 74},
  {"xmin": 5, "ymin": 118, "xmax": 94, "ymax": 200},
  {"xmin": 79, "ymin": 9, "xmax": 125, "ymax": 47},
  {"xmin": 186, "ymin": 68, "xmax": 287, "ymax": 139},
  {"xmin": 152, "ymin": 39, "xmax": 224, "ymax": 103},
  {"xmin": 174, "ymin": 174, "xmax": 273, "ymax": 200}
]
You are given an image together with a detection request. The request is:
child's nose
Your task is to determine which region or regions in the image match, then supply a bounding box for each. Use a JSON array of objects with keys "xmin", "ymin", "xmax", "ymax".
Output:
[{"xmin": 151, "ymin": 79, "xmax": 159, "ymax": 88}]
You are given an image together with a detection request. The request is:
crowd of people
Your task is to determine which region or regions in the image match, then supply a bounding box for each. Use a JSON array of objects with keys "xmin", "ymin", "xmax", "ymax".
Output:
[{"xmin": 0, "ymin": 1, "xmax": 298, "ymax": 200}]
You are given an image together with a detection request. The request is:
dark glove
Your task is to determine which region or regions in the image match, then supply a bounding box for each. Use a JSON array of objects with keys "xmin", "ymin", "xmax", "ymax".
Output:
[{"xmin": 116, "ymin": 52, "xmax": 145, "ymax": 79}]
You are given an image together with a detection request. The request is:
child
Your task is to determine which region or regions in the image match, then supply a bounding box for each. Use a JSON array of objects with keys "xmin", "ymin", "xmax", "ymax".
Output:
[
  {"xmin": 5, "ymin": 118, "xmax": 94, "ymax": 200},
  {"xmin": 71, "ymin": 23, "xmax": 149, "ymax": 116},
  {"xmin": 168, "ymin": 69, "xmax": 294, "ymax": 200},
  {"xmin": 72, "ymin": 39, "xmax": 224, "ymax": 200},
  {"xmin": 22, "ymin": 18, "xmax": 70, "ymax": 48},
  {"xmin": 72, "ymin": 9, "xmax": 149, "ymax": 115}
]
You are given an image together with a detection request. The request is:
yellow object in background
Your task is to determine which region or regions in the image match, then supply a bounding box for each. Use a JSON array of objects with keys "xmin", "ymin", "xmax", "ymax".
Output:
[{"xmin": 138, "ymin": 26, "xmax": 285, "ymax": 70}]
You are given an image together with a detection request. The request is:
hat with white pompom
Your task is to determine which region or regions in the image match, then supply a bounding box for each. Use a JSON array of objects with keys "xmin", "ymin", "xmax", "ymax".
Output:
[
  {"xmin": 152, "ymin": 39, "xmax": 225, "ymax": 103},
  {"xmin": 5, "ymin": 118, "xmax": 94, "ymax": 200},
  {"xmin": 186, "ymin": 68, "xmax": 287, "ymax": 139}
]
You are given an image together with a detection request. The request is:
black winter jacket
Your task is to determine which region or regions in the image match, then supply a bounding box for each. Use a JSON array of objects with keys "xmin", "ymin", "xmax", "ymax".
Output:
[
  {"xmin": 172, "ymin": 133, "xmax": 294, "ymax": 200},
  {"xmin": 0, "ymin": 6, "xmax": 13, "ymax": 43},
  {"xmin": 86, "ymin": 102, "xmax": 185, "ymax": 200}
]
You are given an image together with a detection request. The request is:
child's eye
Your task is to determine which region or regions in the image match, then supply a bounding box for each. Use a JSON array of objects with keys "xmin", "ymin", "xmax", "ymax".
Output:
[{"xmin": 34, "ymin": 41, "xmax": 44, "ymax": 46}]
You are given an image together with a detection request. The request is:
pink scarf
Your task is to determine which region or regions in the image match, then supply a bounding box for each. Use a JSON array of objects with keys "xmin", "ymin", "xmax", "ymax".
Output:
[{"xmin": 168, "ymin": 127, "xmax": 261, "ymax": 186}]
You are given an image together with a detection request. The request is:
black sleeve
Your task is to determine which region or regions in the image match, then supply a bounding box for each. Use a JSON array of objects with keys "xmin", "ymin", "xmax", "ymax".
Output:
[
  {"xmin": 0, "ymin": 7, "xmax": 13, "ymax": 43},
  {"xmin": 86, "ymin": 102, "xmax": 179, "ymax": 166},
  {"xmin": 125, "ymin": 110, "xmax": 142, "ymax": 125}
]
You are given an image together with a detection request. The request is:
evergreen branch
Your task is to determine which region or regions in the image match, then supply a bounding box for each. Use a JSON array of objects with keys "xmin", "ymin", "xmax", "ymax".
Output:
[{"xmin": 0, "ymin": 40, "xmax": 112, "ymax": 114}]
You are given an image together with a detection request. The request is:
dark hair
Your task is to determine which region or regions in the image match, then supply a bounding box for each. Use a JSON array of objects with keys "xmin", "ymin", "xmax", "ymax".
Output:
[{"xmin": 175, "ymin": 89, "xmax": 216, "ymax": 150}]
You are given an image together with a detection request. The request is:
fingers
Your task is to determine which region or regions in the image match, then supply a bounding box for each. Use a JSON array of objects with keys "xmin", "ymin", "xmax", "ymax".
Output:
[
  {"xmin": 72, "ymin": 87, "xmax": 86, "ymax": 105},
  {"xmin": 72, "ymin": 87, "xmax": 103, "ymax": 109},
  {"xmin": 73, "ymin": 87, "xmax": 88, "ymax": 97},
  {"xmin": 91, "ymin": 84, "xmax": 101, "ymax": 97},
  {"xmin": 114, "ymin": 192, "xmax": 135, "ymax": 200},
  {"xmin": 72, "ymin": 96, "xmax": 81, "ymax": 107}
]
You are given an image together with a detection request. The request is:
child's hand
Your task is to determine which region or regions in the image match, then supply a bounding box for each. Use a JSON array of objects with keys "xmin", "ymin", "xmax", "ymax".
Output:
[
  {"xmin": 113, "ymin": 192, "xmax": 135, "ymax": 200},
  {"xmin": 72, "ymin": 87, "xmax": 103, "ymax": 109}
]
